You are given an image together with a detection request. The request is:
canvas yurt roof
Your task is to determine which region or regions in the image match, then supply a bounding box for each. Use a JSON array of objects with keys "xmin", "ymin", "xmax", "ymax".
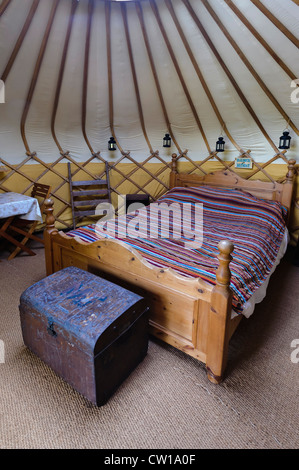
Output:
[
  {"xmin": 0, "ymin": 0, "xmax": 298, "ymax": 232},
  {"xmin": 1, "ymin": 0, "xmax": 298, "ymax": 160}
]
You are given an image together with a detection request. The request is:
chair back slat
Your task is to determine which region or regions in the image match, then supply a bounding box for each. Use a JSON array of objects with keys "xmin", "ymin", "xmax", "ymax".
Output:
[
  {"xmin": 7, "ymin": 181, "xmax": 52, "ymax": 260},
  {"xmin": 31, "ymin": 183, "xmax": 51, "ymax": 213},
  {"xmin": 31, "ymin": 183, "xmax": 51, "ymax": 198}
]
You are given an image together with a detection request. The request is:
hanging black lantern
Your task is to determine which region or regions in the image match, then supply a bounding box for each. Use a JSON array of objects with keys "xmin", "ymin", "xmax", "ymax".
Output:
[
  {"xmin": 279, "ymin": 131, "xmax": 291, "ymax": 150},
  {"xmin": 216, "ymin": 136, "xmax": 225, "ymax": 152},
  {"xmin": 163, "ymin": 133, "xmax": 171, "ymax": 148},
  {"xmin": 108, "ymin": 136, "xmax": 116, "ymax": 151}
]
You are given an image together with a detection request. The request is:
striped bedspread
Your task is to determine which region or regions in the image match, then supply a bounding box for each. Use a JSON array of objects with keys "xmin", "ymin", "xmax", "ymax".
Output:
[{"xmin": 66, "ymin": 186, "xmax": 287, "ymax": 314}]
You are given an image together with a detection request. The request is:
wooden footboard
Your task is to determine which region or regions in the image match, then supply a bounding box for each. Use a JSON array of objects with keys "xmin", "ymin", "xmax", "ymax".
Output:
[{"xmin": 43, "ymin": 199, "xmax": 239, "ymax": 384}]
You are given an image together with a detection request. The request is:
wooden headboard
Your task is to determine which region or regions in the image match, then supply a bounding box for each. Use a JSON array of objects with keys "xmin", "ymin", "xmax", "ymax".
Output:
[{"xmin": 169, "ymin": 154, "xmax": 296, "ymax": 218}]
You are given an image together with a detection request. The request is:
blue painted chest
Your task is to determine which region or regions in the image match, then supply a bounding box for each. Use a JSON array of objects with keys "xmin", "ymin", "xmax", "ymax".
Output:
[{"xmin": 19, "ymin": 266, "xmax": 149, "ymax": 406}]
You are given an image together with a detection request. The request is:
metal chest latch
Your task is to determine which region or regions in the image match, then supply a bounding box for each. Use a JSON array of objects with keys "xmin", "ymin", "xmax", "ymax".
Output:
[{"xmin": 47, "ymin": 318, "xmax": 57, "ymax": 337}]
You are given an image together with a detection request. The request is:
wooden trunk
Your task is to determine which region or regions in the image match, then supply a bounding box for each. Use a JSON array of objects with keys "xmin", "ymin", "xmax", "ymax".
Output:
[{"xmin": 19, "ymin": 266, "xmax": 149, "ymax": 406}]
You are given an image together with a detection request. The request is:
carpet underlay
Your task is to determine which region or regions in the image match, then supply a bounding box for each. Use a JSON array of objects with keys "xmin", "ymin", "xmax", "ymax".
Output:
[{"xmin": 0, "ymin": 245, "xmax": 298, "ymax": 449}]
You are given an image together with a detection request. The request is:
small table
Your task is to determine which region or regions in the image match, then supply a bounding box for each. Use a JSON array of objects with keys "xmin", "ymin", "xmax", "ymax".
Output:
[{"xmin": 0, "ymin": 192, "xmax": 42, "ymax": 257}]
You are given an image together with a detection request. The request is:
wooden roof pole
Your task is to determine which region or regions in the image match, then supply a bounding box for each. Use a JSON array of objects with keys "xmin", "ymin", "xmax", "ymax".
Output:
[
  {"xmin": 49, "ymin": 0, "xmax": 106, "ymax": 222},
  {"xmin": 202, "ymin": 0, "xmax": 299, "ymax": 137},
  {"xmin": 182, "ymin": 0, "xmax": 279, "ymax": 153},
  {"xmin": 1, "ymin": 0, "xmax": 40, "ymax": 83},
  {"xmin": 10, "ymin": 0, "xmax": 77, "ymax": 220},
  {"xmin": 105, "ymin": 0, "xmax": 126, "ymax": 155},
  {"xmin": 0, "ymin": 0, "xmax": 12, "ymax": 17},
  {"xmin": 51, "ymin": 0, "xmax": 78, "ymax": 153},
  {"xmin": 20, "ymin": 0, "xmax": 60, "ymax": 155},
  {"xmin": 224, "ymin": 0, "xmax": 298, "ymax": 83},
  {"xmin": 104, "ymin": 1, "xmax": 154, "ymax": 198},
  {"xmin": 165, "ymin": 0, "xmax": 241, "ymax": 152},
  {"xmin": 135, "ymin": 1, "xmax": 183, "ymax": 156},
  {"xmin": 250, "ymin": 0, "xmax": 299, "ymax": 48},
  {"xmin": 121, "ymin": 3, "xmax": 155, "ymax": 155},
  {"xmin": 150, "ymin": 0, "xmax": 212, "ymax": 154},
  {"xmin": 112, "ymin": 2, "xmax": 172, "ymax": 192},
  {"xmin": 82, "ymin": 0, "xmax": 95, "ymax": 155}
]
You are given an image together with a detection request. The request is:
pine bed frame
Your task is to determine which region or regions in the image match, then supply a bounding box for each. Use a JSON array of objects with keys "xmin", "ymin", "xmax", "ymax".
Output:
[{"xmin": 43, "ymin": 156, "xmax": 296, "ymax": 384}]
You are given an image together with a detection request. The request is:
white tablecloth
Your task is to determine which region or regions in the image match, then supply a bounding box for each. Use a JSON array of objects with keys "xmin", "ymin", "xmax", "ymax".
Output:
[{"xmin": 0, "ymin": 192, "xmax": 42, "ymax": 222}]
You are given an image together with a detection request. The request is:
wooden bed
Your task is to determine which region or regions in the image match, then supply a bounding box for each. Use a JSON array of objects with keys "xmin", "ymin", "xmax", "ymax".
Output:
[{"xmin": 43, "ymin": 155, "xmax": 296, "ymax": 384}]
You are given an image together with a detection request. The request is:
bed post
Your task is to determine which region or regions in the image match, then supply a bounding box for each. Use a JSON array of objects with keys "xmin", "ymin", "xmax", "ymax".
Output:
[
  {"xmin": 281, "ymin": 159, "xmax": 296, "ymax": 220},
  {"xmin": 43, "ymin": 198, "xmax": 58, "ymax": 276},
  {"xmin": 169, "ymin": 153, "xmax": 178, "ymax": 188},
  {"xmin": 206, "ymin": 240, "xmax": 234, "ymax": 384}
]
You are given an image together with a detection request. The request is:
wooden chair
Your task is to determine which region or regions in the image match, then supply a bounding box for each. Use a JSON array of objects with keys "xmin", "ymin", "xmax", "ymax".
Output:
[
  {"xmin": 7, "ymin": 183, "xmax": 51, "ymax": 260},
  {"xmin": 68, "ymin": 162, "xmax": 111, "ymax": 229}
]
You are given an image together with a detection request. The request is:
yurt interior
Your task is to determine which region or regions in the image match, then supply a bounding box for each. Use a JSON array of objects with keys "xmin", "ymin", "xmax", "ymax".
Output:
[{"xmin": 0, "ymin": 0, "xmax": 299, "ymax": 451}]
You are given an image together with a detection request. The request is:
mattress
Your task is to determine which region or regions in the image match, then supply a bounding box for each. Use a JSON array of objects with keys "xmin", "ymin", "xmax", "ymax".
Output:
[
  {"xmin": 66, "ymin": 185, "xmax": 288, "ymax": 316},
  {"xmin": 240, "ymin": 227, "xmax": 288, "ymax": 318}
]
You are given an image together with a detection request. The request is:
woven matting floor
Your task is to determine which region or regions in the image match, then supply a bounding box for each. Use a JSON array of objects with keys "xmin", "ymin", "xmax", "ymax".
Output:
[{"xmin": 0, "ymin": 244, "xmax": 298, "ymax": 449}]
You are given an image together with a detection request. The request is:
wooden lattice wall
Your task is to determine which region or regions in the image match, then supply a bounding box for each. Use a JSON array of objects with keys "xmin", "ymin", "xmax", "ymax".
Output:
[{"xmin": 1, "ymin": 152, "xmax": 298, "ymax": 244}]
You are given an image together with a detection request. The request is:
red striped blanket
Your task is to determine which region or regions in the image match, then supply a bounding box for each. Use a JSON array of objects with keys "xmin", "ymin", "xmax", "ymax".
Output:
[{"xmin": 66, "ymin": 186, "xmax": 287, "ymax": 314}]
